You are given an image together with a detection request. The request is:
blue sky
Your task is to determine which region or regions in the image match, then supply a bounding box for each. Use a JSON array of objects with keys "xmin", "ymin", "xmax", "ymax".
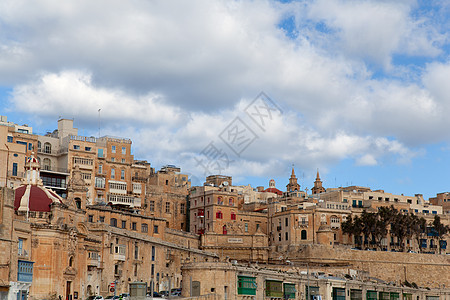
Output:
[{"xmin": 1, "ymin": 0, "xmax": 450, "ymax": 200}]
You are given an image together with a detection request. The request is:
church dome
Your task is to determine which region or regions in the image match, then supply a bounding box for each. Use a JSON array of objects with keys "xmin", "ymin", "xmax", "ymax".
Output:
[
  {"xmin": 14, "ymin": 153, "xmax": 63, "ymax": 212},
  {"xmin": 14, "ymin": 185, "xmax": 63, "ymax": 212}
]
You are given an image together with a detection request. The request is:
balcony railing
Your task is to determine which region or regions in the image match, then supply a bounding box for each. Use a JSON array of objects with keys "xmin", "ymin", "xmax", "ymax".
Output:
[
  {"xmin": 107, "ymin": 194, "xmax": 141, "ymax": 207},
  {"xmin": 132, "ymin": 176, "xmax": 148, "ymax": 182},
  {"xmin": 70, "ymin": 135, "xmax": 97, "ymax": 143},
  {"xmin": 18, "ymin": 260, "xmax": 34, "ymax": 283},
  {"xmin": 37, "ymin": 148, "xmax": 63, "ymax": 156},
  {"xmin": 7, "ymin": 171, "xmax": 25, "ymax": 178},
  {"xmin": 40, "ymin": 166, "xmax": 69, "ymax": 174}
]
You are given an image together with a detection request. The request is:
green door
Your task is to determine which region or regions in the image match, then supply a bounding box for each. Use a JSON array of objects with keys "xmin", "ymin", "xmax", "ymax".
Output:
[
  {"xmin": 367, "ymin": 291, "xmax": 377, "ymax": 300},
  {"xmin": 333, "ymin": 288, "xmax": 346, "ymax": 300}
]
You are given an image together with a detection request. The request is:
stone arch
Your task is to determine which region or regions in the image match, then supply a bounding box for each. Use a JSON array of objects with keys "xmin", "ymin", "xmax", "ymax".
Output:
[
  {"xmin": 69, "ymin": 256, "xmax": 74, "ymax": 267},
  {"xmin": 75, "ymin": 197, "xmax": 82, "ymax": 209},
  {"xmin": 76, "ymin": 223, "xmax": 88, "ymax": 235},
  {"xmin": 43, "ymin": 158, "xmax": 51, "ymax": 170},
  {"xmin": 43, "ymin": 142, "xmax": 52, "ymax": 153}
]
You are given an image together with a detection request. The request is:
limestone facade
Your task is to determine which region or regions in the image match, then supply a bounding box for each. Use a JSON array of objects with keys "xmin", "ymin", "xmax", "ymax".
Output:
[
  {"xmin": 145, "ymin": 165, "xmax": 190, "ymax": 231},
  {"xmin": 181, "ymin": 260, "xmax": 450, "ymax": 299}
]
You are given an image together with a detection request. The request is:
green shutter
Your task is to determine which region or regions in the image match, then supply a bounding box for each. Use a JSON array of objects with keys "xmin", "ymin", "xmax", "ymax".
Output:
[
  {"xmin": 237, "ymin": 276, "xmax": 256, "ymax": 295},
  {"xmin": 266, "ymin": 280, "xmax": 283, "ymax": 297},
  {"xmin": 284, "ymin": 283, "xmax": 296, "ymax": 299}
]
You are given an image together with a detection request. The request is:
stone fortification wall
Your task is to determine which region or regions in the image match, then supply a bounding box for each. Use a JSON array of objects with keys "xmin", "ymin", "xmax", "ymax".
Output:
[{"xmin": 279, "ymin": 244, "xmax": 450, "ymax": 288}]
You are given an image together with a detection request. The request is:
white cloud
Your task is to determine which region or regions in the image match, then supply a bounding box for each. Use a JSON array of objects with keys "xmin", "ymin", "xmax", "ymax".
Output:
[
  {"xmin": 306, "ymin": 0, "xmax": 444, "ymax": 68},
  {"xmin": 356, "ymin": 154, "xmax": 377, "ymax": 166},
  {"xmin": 11, "ymin": 70, "xmax": 182, "ymax": 127},
  {"xmin": 0, "ymin": 0, "xmax": 448, "ymax": 183}
]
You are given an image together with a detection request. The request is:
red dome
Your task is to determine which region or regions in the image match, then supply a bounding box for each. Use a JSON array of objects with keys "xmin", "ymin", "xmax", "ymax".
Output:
[
  {"xmin": 264, "ymin": 187, "xmax": 283, "ymax": 195},
  {"xmin": 15, "ymin": 185, "xmax": 63, "ymax": 212}
]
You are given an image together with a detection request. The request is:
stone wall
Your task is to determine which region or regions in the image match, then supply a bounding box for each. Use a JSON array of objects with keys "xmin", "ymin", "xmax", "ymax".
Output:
[{"xmin": 278, "ymin": 244, "xmax": 450, "ymax": 288}]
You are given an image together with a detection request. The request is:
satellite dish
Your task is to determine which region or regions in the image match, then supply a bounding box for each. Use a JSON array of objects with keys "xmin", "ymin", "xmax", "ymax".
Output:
[{"xmin": 223, "ymin": 181, "xmax": 229, "ymax": 186}]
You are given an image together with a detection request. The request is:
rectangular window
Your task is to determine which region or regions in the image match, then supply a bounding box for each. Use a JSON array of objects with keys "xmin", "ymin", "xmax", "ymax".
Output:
[
  {"xmin": 141, "ymin": 223, "xmax": 148, "ymax": 233},
  {"xmin": 111, "ymin": 157, "xmax": 115, "ymax": 162},
  {"xmin": 28, "ymin": 143, "xmax": 32, "ymax": 150},
  {"xmin": 18, "ymin": 238, "xmax": 23, "ymax": 255},
  {"xmin": 132, "ymin": 222, "xmax": 137, "ymax": 231},
  {"xmin": 151, "ymin": 264, "xmax": 155, "ymax": 276},
  {"xmin": 112, "ymin": 145, "xmax": 116, "ymax": 153},
  {"xmin": 73, "ymin": 145, "xmax": 80, "ymax": 150},
  {"xmin": 245, "ymin": 223, "xmax": 248, "ymax": 232},
  {"xmin": 134, "ymin": 243, "xmax": 139, "ymax": 260},
  {"xmin": 98, "ymin": 148, "xmax": 104, "ymax": 158},
  {"xmin": 7, "ymin": 136, "xmax": 13, "ymax": 143},
  {"xmin": 121, "ymin": 158, "xmax": 125, "ymax": 163},
  {"xmin": 88, "ymin": 215, "xmax": 94, "ymax": 222},
  {"xmin": 98, "ymin": 164, "xmax": 103, "ymax": 174},
  {"xmin": 149, "ymin": 201, "xmax": 155, "ymax": 212},
  {"xmin": 180, "ymin": 203, "xmax": 185, "ymax": 214},
  {"xmin": 99, "ymin": 216, "xmax": 105, "ymax": 222},
  {"xmin": 151, "ymin": 246, "xmax": 155, "ymax": 261},
  {"xmin": 85, "ymin": 147, "xmax": 91, "ymax": 151},
  {"xmin": 165, "ymin": 202, "xmax": 170, "ymax": 213},
  {"xmin": 154, "ymin": 225, "xmax": 159, "ymax": 234},
  {"xmin": 122, "ymin": 147, "xmax": 126, "ymax": 154},
  {"xmin": 121, "ymin": 220, "xmax": 126, "ymax": 229},
  {"xmin": 12, "ymin": 163, "xmax": 18, "ymax": 176},
  {"xmin": 121, "ymin": 169, "xmax": 125, "ymax": 180},
  {"xmin": 111, "ymin": 168, "xmax": 115, "ymax": 179}
]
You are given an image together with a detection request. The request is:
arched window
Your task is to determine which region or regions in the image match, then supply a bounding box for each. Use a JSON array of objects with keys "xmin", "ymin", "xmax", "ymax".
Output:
[
  {"xmin": 301, "ymin": 230, "xmax": 307, "ymax": 240},
  {"xmin": 43, "ymin": 158, "xmax": 51, "ymax": 170},
  {"xmin": 217, "ymin": 196, "xmax": 223, "ymax": 205},
  {"xmin": 223, "ymin": 225, "xmax": 227, "ymax": 235},
  {"xmin": 75, "ymin": 197, "xmax": 82, "ymax": 209},
  {"xmin": 43, "ymin": 142, "xmax": 52, "ymax": 154},
  {"xmin": 110, "ymin": 218, "xmax": 117, "ymax": 227},
  {"xmin": 69, "ymin": 256, "xmax": 74, "ymax": 267},
  {"xmin": 229, "ymin": 197, "xmax": 234, "ymax": 206}
]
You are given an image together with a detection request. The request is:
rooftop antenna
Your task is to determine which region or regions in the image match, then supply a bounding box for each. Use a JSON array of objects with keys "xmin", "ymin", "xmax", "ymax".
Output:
[{"xmin": 98, "ymin": 108, "xmax": 101, "ymax": 138}]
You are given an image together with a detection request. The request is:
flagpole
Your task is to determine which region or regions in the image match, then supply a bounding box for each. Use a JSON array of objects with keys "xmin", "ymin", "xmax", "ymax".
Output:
[{"xmin": 98, "ymin": 108, "xmax": 101, "ymax": 138}]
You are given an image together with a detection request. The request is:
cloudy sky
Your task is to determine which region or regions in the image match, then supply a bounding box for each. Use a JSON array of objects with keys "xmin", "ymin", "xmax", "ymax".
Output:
[{"xmin": 1, "ymin": 0, "xmax": 450, "ymax": 199}]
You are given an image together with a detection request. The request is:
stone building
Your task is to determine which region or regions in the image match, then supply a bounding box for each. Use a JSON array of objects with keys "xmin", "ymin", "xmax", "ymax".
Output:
[
  {"xmin": 269, "ymin": 201, "xmax": 351, "ymax": 247},
  {"xmin": 0, "ymin": 186, "xmax": 34, "ymax": 300},
  {"xmin": 145, "ymin": 165, "xmax": 190, "ymax": 231},
  {"xmin": 181, "ymin": 260, "xmax": 450, "ymax": 299},
  {"xmin": 189, "ymin": 185, "xmax": 242, "ymax": 235},
  {"xmin": 1, "ymin": 153, "xmax": 220, "ymax": 300},
  {"xmin": 0, "ymin": 120, "xmax": 38, "ymax": 189},
  {"xmin": 429, "ymin": 192, "xmax": 450, "ymax": 215}
]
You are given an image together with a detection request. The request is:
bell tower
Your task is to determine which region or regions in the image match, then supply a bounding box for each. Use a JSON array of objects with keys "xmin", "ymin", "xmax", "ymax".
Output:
[
  {"xmin": 311, "ymin": 169, "xmax": 326, "ymax": 194},
  {"xmin": 286, "ymin": 165, "xmax": 300, "ymax": 192}
]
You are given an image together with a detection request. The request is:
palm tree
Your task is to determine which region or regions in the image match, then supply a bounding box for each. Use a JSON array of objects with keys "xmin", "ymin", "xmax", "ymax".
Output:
[
  {"xmin": 390, "ymin": 213, "xmax": 407, "ymax": 251},
  {"xmin": 411, "ymin": 215, "xmax": 427, "ymax": 253},
  {"xmin": 432, "ymin": 215, "xmax": 449, "ymax": 254},
  {"xmin": 342, "ymin": 215, "xmax": 362, "ymax": 247},
  {"xmin": 377, "ymin": 206, "xmax": 398, "ymax": 250}
]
